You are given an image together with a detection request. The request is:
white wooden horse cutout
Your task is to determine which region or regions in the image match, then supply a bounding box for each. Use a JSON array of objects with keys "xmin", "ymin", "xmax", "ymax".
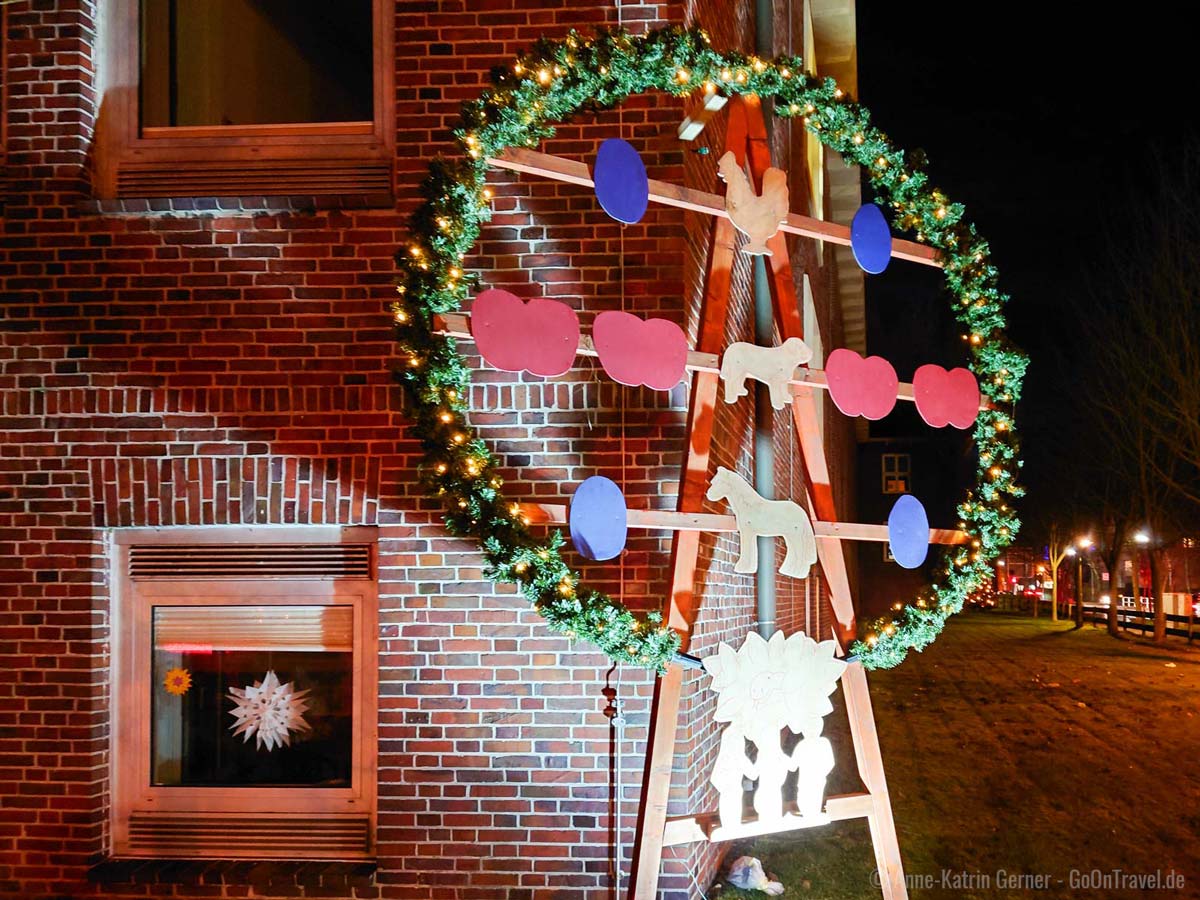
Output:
[
  {"xmin": 703, "ymin": 630, "xmax": 847, "ymax": 837},
  {"xmin": 720, "ymin": 337, "xmax": 813, "ymax": 410},
  {"xmin": 706, "ymin": 466, "xmax": 817, "ymax": 579},
  {"xmin": 717, "ymin": 151, "xmax": 790, "ymax": 256}
]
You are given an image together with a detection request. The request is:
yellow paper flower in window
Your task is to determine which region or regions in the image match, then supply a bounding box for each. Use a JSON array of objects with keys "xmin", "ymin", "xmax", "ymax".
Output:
[{"xmin": 163, "ymin": 667, "xmax": 192, "ymax": 696}]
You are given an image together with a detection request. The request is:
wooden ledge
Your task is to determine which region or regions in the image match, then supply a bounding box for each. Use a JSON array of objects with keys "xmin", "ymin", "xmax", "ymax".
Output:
[{"xmin": 663, "ymin": 791, "xmax": 875, "ymax": 846}]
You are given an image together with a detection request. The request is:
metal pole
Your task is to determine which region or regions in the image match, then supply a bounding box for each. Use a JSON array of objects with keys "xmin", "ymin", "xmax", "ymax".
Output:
[
  {"xmin": 1075, "ymin": 552, "xmax": 1085, "ymax": 628},
  {"xmin": 753, "ymin": 0, "xmax": 776, "ymax": 639}
]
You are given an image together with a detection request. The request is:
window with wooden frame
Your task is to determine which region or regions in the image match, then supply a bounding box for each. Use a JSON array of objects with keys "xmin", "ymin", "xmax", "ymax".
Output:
[
  {"xmin": 801, "ymin": 1, "xmax": 824, "ymax": 225},
  {"xmin": 95, "ymin": 0, "xmax": 394, "ymax": 199},
  {"xmin": 111, "ymin": 527, "xmax": 377, "ymax": 860},
  {"xmin": 880, "ymin": 453, "xmax": 911, "ymax": 495}
]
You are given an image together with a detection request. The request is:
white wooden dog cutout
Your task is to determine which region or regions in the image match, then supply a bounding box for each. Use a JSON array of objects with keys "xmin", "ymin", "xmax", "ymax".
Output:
[
  {"xmin": 717, "ymin": 150, "xmax": 790, "ymax": 256},
  {"xmin": 706, "ymin": 466, "xmax": 818, "ymax": 579},
  {"xmin": 720, "ymin": 337, "xmax": 813, "ymax": 410}
]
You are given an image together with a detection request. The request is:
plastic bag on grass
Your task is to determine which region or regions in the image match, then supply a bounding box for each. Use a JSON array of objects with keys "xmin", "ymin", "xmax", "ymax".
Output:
[{"xmin": 726, "ymin": 856, "xmax": 785, "ymax": 895}]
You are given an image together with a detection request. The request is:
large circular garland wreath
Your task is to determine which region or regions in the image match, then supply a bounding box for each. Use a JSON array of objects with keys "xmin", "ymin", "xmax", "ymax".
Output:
[{"xmin": 391, "ymin": 25, "xmax": 1027, "ymax": 673}]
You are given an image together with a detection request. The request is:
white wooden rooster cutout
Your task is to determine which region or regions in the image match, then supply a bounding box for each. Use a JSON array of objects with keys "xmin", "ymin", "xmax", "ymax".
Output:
[{"xmin": 718, "ymin": 151, "xmax": 789, "ymax": 255}]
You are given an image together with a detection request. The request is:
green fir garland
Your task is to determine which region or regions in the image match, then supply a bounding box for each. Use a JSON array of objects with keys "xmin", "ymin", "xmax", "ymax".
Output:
[{"xmin": 390, "ymin": 25, "xmax": 1027, "ymax": 673}]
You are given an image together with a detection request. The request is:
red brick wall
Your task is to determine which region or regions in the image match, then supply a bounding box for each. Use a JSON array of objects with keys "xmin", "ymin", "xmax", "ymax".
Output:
[{"xmin": 0, "ymin": 2, "xmax": 848, "ymax": 898}]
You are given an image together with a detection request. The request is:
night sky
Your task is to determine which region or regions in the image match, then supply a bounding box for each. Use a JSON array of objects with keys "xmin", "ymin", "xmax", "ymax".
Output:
[{"xmin": 857, "ymin": 4, "xmax": 1200, "ymax": 503}]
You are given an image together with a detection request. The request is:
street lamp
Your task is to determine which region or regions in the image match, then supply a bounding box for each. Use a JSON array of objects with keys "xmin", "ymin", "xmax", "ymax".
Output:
[
  {"xmin": 1133, "ymin": 531, "xmax": 1150, "ymax": 545},
  {"xmin": 1071, "ymin": 537, "xmax": 1093, "ymax": 627}
]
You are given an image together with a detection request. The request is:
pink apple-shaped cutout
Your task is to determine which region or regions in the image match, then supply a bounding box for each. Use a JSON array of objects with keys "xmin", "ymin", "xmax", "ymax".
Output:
[
  {"xmin": 824, "ymin": 348, "xmax": 899, "ymax": 420},
  {"xmin": 912, "ymin": 364, "xmax": 980, "ymax": 429},
  {"xmin": 592, "ymin": 311, "xmax": 688, "ymax": 391},
  {"xmin": 470, "ymin": 289, "xmax": 580, "ymax": 377}
]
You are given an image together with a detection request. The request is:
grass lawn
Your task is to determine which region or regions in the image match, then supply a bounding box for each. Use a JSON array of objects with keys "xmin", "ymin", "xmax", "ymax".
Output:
[{"xmin": 710, "ymin": 612, "xmax": 1200, "ymax": 899}]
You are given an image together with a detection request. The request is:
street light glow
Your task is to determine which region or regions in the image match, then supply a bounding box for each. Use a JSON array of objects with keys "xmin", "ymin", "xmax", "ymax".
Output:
[
  {"xmin": 1066, "ymin": 547, "xmax": 1077, "ymax": 557},
  {"xmin": 1133, "ymin": 531, "xmax": 1150, "ymax": 544},
  {"xmin": 1077, "ymin": 537, "xmax": 1093, "ymax": 549}
]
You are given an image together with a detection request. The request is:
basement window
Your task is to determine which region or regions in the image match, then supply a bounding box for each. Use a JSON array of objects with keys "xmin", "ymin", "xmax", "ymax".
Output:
[
  {"xmin": 95, "ymin": 0, "xmax": 393, "ymax": 199},
  {"xmin": 111, "ymin": 527, "xmax": 377, "ymax": 859}
]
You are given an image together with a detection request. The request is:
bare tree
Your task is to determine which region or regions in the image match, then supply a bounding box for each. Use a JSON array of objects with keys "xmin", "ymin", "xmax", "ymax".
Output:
[
  {"xmin": 1068, "ymin": 397, "xmax": 1133, "ymax": 635},
  {"xmin": 1102, "ymin": 154, "xmax": 1200, "ymax": 506},
  {"xmin": 1024, "ymin": 515, "xmax": 1078, "ymax": 623},
  {"xmin": 1137, "ymin": 446, "xmax": 1187, "ymax": 644},
  {"xmin": 1046, "ymin": 527, "xmax": 1069, "ymax": 622},
  {"xmin": 1076, "ymin": 149, "xmax": 1200, "ymax": 642}
]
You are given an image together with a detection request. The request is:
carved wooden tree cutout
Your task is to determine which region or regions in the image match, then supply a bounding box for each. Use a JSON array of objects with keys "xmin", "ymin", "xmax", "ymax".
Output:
[{"xmin": 703, "ymin": 631, "xmax": 846, "ymax": 839}]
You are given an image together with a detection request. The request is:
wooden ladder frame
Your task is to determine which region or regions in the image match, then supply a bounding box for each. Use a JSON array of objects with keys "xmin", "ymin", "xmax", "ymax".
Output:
[
  {"xmin": 623, "ymin": 95, "xmax": 908, "ymax": 900},
  {"xmin": 477, "ymin": 94, "xmax": 943, "ymax": 899}
]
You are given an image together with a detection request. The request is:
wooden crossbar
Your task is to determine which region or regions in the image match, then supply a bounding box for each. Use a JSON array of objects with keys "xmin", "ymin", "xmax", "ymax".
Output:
[
  {"xmin": 516, "ymin": 502, "xmax": 967, "ymax": 546},
  {"xmin": 489, "ymin": 147, "xmax": 942, "ymax": 268},
  {"xmin": 433, "ymin": 312, "xmax": 992, "ymax": 412},
  {"xmin": 663, "ymin": 791, "xmax": 875, "ymax": 846}
]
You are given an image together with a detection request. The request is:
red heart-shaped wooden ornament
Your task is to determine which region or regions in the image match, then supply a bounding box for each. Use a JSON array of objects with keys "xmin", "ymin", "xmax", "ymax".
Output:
[
  {"xmin": 912, "ymin": 364, "xmax": 980, "ymax": 429},
  {"xmin": 592, "ymin": 310, "xmax": 688, "ymax": 391},
  {"xmin": 824, "ymin": 348, "xmax": 899, "ymax": 420},
  {"xmin": 470, "ymin": 289, "xmax": 580, "ymax": 377}
]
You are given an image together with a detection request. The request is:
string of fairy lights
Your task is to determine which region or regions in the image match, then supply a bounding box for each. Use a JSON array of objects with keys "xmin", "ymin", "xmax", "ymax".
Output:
[{"xmin": 390, "ymin": 25, "xmax": 1027, "ymax": 672}]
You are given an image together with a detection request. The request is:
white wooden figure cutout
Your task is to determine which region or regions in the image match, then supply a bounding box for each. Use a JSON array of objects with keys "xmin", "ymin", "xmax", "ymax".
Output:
[
  {"xmin": 706, "ymin": 466, "xmax": 818, "ymax": 579},
  {"xmin": 717, "ymin": 151, "xmax": 790, "ymax": 255},
  {"xmin": 703, "ymin": 630, "xmax": 847, "ymax": 838},
  {"xmin": 720, "ymin": 337, "xmax": 813, "ymax": 409},
  {"xmin": 710, "ymin": 722, "xmax": 757, "ymax": 829}
]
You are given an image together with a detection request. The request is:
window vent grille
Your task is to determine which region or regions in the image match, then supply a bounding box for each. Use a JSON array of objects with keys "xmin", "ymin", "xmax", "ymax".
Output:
[
  {"xmin": 128, "ymin": 544, "xmax": 372, "ymax": 580},
  {"xmin": 126, "ymin": 812, "xmax": 371, "ymax": 858},
  {"xmin": 115, "ymin": 160, "xmax": 392, "ymax": 198}
]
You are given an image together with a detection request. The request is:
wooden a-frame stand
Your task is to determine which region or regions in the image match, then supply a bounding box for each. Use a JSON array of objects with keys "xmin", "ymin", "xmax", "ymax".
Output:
[
  {"xmin": 623, "ymin": 96, "xmax": 910, "ymax": 900},
  {"xmin": 476, "ymin": 95, "xmax": 952, "ymax": 900}
]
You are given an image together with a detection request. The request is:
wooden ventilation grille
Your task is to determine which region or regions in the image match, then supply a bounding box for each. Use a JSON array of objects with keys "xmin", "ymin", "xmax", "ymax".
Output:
[
  {"xmin": 129, "ymin": 544, "xmax": 372, "ymax": 580},
  {"xmin": 126, "ymin": 812, "xmax": 371, "ymax": 859},
  {"xmin": 115, "ymin": 159, "xmax": 392, "ymax": 198}
]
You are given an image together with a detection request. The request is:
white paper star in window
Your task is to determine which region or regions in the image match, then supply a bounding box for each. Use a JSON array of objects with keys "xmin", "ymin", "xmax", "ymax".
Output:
[{"xmin": 227, "ymin": 669, "xmax": 311, "ymax": 752}]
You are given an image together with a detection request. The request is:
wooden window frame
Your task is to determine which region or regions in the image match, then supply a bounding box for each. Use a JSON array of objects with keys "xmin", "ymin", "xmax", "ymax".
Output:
[
  {"xmin": 880, "ymin": 452, "xmax": 911, "ymax": 495},
  {"xmin": 95, "ymin": 1, "xmax": 394, "ymax": 199},
  {"xmin": 801, "ymin": 1, "xmax": 824, "ymax": 225},
  {"xmin": 110, "ymin": 526, "xmax": 378, "ymax": 860}
]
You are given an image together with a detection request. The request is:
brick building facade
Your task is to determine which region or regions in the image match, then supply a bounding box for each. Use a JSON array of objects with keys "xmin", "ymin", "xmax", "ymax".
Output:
[{"xmin": 0, "ymin": 2, "xmax": 861, "ymax": 898}]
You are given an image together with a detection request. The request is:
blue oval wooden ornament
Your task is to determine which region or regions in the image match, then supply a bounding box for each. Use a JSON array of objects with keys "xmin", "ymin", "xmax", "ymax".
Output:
[
  {"xmin": 593, "ymin": 138, "xmax": 649, "ymax": 224},
  {"xmin": 887, "ymin": 494, "xmax": 929, "ymax": 569},
  {"xmin": 569, "ymin": 476, "xmax": 628, "ymax": 561},
  {"xmin": 850, "ymin": 202, "xmax": 892, "ymax": 275}
]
